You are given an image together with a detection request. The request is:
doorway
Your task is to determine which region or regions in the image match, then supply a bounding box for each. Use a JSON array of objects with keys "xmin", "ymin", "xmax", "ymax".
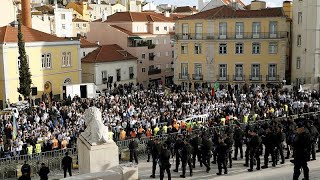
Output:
[{"xmin": 80, "ymin": 85, "xmax": 87, "ymax": 98}]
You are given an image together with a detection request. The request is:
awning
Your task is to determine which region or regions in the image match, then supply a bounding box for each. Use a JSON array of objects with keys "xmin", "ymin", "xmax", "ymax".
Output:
[{"xmin": 128, "ymin": 36, "xmax": 142, "ymax": 40}]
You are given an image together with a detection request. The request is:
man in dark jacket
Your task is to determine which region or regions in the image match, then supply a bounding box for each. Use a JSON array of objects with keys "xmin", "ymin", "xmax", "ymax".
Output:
[
  {"xmin": 159, "ymin": 144, "xmax": 171, "ymax": 180},
  {"xmin": 190, "ymin": 133, "xmax": 202, "ymax": 168},
  {"xmin": 307, "ymin": 120, "xmax": 319, "ymax": 160},
  {"xmin": 224, "ymin": 133, "xmax": 234, "ymax": 168},
  {"xmin": 21, "ymin": 161, "xmax": 31, "ymax": 178},
  {"xmin": 293, "ymin": 121, "xmax": 311, "ymax": 180},
  {"xmin": 38, "ymin": 163, "xmax": 50, "ymax": 180},
  {"xmin": 262, "ymin": 127, "xmax": 276, "ymax": 168},
  {"xmin": 173, "ymin": 135, "xmax": 184, "ymax": 172},
  {"xmin": 216, "ymin": 137, "xmax": 228, "ymax": 175},
  {"xmin": 201, "ymin": 135, "xmax": 212, "ymax": 173},
  {"xmin": 275, "ymin": 126, "xmax": 285, "ymax": 164},
  {"xmin": 180, "ymin": 140, "xmax": 193, "ymax": 178},
  {"xmin": 150, "ymin": 139, "xmax": 161, "ymax": 178},
  {"xmin": 248, "ymin": 129, "xmax": 262, "ymax": 172},
  {"xmin": 147, "ymin": 137, "xmax": 155, "ymax": 162},
  {"xmin": 61, "ymin": 152, "xmax": 73, "ymax": 178},
  {"xmin": 233, "ymin": 125, "xmax": 244, "ymax": 160},
  {"xmin": 129, "ymin": 138, "xmax": 139, "ymax": 164}
]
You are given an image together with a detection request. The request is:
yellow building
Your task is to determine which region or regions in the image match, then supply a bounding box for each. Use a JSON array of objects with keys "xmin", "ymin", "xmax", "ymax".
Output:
[
  {"xmin": 66, "ymin": 1, "xmax": 92, "ymax": 21},
  {"xmin": 0, "ymin": 24, "xmax": 81, "ymax": 109},
  {"xmin": 174, "ymin": 4, "xmax": 290, "ymax": 90}
]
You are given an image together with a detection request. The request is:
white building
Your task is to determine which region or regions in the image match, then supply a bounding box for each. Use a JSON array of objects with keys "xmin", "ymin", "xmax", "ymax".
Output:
[
  {"xmin": 31, "ymin": 13, "xmax": 54, "ymax": 34},
  {"xmin": 54, "ymin": 8, "xmax": 73, "ymax": 37},
  {"xmin": 200, "ymin": 0, "xmax": 245, "ymax": 12},
  {"xmin": 0, "ymin": 0, "xmax": 16, "ymax": 27},
  {"xmin": 291, "ymin": 0, "xmax": 320, "ymax": 85},
  {"xmin": 89, "ymin": 2, "xmax": 112, "ymax": 21},
  {"xmin": 81, "ymin": 44, "xmax": 138, "ymax": 88},
  {"xmin": 142, "ymin": 2, "xmax": 157, "ymax": 12}
]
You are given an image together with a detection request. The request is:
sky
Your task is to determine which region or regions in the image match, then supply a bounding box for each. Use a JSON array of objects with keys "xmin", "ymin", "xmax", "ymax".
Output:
[{"xmin": 153, "ymin": 0, "xmax": 284, "ymax": 8}]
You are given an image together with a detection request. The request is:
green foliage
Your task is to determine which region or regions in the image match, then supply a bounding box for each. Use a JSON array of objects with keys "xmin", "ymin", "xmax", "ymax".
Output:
[{"xmin": 17, "ymin": 19, "xmax": 32, "ymax": 99}]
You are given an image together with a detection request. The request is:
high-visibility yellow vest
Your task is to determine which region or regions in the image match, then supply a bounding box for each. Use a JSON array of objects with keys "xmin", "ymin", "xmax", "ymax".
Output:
[
  {"xmin": 35, "ymin": 144, "xmax": 41, "ymax": 154},
  {"xmin": 284, "ymin": 105, "xmax": 288, "ymax": 112},
  {"xmin": 186, "ymin": 122, "xmax": 191, "ymax": 129},
  {"xmin": 27, "ymin": 146, "xmax": 33, "ymax": 155},
  {"xmin": 253, "ymin": 114, "xmax": 258, "ymax": 121},
  {"xmin": 243, "ymin": 115, "xmax": 248, "ymax": 124},
  {"xmin": 154, "ymin": 127, "xmax": 160, "ymax": 135},
  {"xmin": 221, "ymin": 118, "xmax": 226, "ymax": 125},
  {"xmin": 162, "ymin": 125, "xmax": 168, "ymax": 134}
]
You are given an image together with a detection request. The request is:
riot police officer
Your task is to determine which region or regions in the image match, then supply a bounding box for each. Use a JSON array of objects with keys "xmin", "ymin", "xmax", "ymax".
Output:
[
  {"xmin": 180, "ymin": 140, "xmax": 193, "ymax": 178},
  {"xmin": 275, "ymin": 126, "xmax": 285, "ymax": 164},
  {"xmin": 147, "ymin": 137, "xmax": 155, "ymax": 162},
  {"xmin": 216, "ymin": 137, "xmax": 228, "ymax": 175},
  {"xmin": 307, "ymin": 120, "xmax": 319, "ymax": 160},
  {"xmin": 150, "ymin": 139, "xmax": 161, "ymax": 178},
  {"xmin": 243, "ymin": 127, "xmax": 252, "ymax": 167},
  {"xmin": 159, "ymin": 144, "xmax": 171, "ymax": 180},
  {"xmin": 248, "ymin": 129, "xmax": 262, "ymax": 172},
  {"xmin": 233, "ymin": 125, "xmax": 244, "ymax": 160},
  {"xmin": 129, "ymin": 138, "xmax": 139, "ymax": 164},
  {"xmin": 262, "ymin": 126, "xmax": 276, "ymax": 168},
  {"xmin": 201, "ymin": 135, "xmax": 212, "ymax": 173},
  {"xmin": 292, "ymin": 121, "xmax": 311, "ymax": 180},
  {"xmin": 173, "ymin": 135, "xmax": 184, "ymax": 172},
  {"xmin": 224, "ymin": 133, "xmax": 234, "ymax": 168},
  {"xmin": 190, "ymin": 133, "xmax": 202, "ymax": 168}
]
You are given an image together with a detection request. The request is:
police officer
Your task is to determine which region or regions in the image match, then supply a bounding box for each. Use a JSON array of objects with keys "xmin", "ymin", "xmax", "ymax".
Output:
[
  {"xmin": 262, "ymin": 126, "xmax": 276, "ymax": 168},
  {"xmin": 61, "ymin": 152, "xmax": 73, "ymax": 178},
  {"xmin": 293, "ymin": 121, "xmax": 311, "ymax": 180},
  {"xmin": 190, "ymin": 133, "xmax": 202, "ymax": 168},
  {"xmin": 147, "ymin": 137, "xmax": 155, "ymax": 162},
  {"xmin": 180, "ymin": 139, "xmax": 193, "ymax": 178},
  {"xmin": 248, "ymin": 129, "xmax": 262, "ymax": 172},
  {"xmin": 150, "ymin": 139, "xmax": 161, "ymax": 178},
  {"xmin": 243, "ymin": 127, "xmax": 252, "ymax": 167},
  {"xmin": 173, "ymin": 135, "xmax": 183, "ymax": 173},
  {"xmin": 307, "ymin": 120, "xmax": 319, "ymax": 160},
  {"xmin": 159, "ymin": 144, "xmax": 171, "ymax": 180},
  {"xmin": 216, "ymin": 137, "xmax": 228, "ymax": 175},
  {"xmin": 129, "ymin": 138, "xmax": 139, "ymax": 164},
  {"xmin": 233, "ymin": 125, "xmax": 244, "ymax": 160},
  {"xmin": 21, "ymin": 161, "xmax": 31, "ymax": 178},
  {"xmin": 275, "ymin": 126, "xmax": 285, "ymax": 164},
  {"xmin": 224, "ymin": 133, "xmax": 234, "ymax": 168},
  {"xmin": 201, "ymin": 135, "xmax": 212, "ymax": 173},
  {"xmin": 38, "ymin": 163, "xmax": 50, "ymax": 180}
]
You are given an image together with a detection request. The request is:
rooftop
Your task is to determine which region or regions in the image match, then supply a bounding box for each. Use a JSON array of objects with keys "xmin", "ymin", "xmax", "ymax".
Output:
[
  {"xmin": 80, "ymin": 38, "xmax": 99, "ymax": 48},
  {"xmin": 82, "ymin": 44, "xmax": 137, "ymax": 63},
  {"xmin": 105, "ymin": 12, "xmax": 182, "ymax": 22},
  {"xmin": 173, "ymin": 6, "xmax": 198, "ymax": 13}
]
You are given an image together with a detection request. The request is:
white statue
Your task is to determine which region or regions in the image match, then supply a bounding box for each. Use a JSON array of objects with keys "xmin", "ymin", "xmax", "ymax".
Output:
[{"xmin": 82, "ymin": 107, "xmax": 111, "ymax": 145}]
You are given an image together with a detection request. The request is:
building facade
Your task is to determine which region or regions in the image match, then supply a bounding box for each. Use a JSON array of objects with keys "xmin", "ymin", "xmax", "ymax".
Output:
[
  {"xmin": 291, "ymin": 0, "xmax": 320, "ymax": 86},
  {"xmin": 87, "ymin": 12, "xmax": 178, "ymax": 87},
  {"xmin": 174, "ymin": 4, "xmax": 289, "ymax": 90},
  {"xmin": 72, "ymin": 18, "xmax": 90, "ymax": 37},
  {"xmin": 0, "ymin": 25, "xmax": 81, "ymax": 108},
  {"xmin": 65, "ymin": 1, "xmax": 92, "ymax": 21},
  {"xmin": 54, "ymin": 8, "xmax": 74, "ymax": 37}
]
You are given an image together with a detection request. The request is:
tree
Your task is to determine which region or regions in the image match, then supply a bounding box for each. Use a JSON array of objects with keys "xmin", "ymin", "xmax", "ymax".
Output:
[{"xmin": 17, "ymin": 19, "xmax": 32, "ymax": 99}]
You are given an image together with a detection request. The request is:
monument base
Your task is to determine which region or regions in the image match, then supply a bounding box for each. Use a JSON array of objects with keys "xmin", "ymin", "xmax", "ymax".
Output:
[{"xmin": 78, "ymin": 135, "xmax": 119, "ymax": 174}]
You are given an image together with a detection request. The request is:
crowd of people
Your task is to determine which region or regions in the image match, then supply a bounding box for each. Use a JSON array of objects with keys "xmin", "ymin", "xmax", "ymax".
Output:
[{"xmin": 0, "ymin": 82, "xmax": 319, "ymax": 179}]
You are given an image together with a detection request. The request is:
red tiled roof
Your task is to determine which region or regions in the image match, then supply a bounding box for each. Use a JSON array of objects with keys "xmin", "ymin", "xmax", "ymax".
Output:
[
  {"xmin": 82, "ymin": 44, "xmax": 137, "ymax": 63},
  {"xmin": 72, "ymin": 18, "xmax": 88, "ymax": 22},
  {"xmin": 105, "ymin": 12, "xmax": 178, "ymax": 22},
  {"xmin": 181, "ymin": 5, "xmax": 285, "ymax": 20},
  {"xmin": 173, "ymin": 6, "xmax": 198, "ymax": 13},
  {"xmin": 80, "ymin": 38, "xmax": 99, "ymax": 48},
  {"xmin": 0, "ymin": 25, "xmax": 69, "ymax": 43}
]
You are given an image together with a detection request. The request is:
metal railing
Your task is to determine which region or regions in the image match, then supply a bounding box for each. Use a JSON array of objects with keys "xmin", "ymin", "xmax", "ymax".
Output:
[
  {"xmin": 192, "ymin": 74, "xmax": 203, "ymax": 80},
  {"xmin": 233, "ymin": 75, "xmax": 246, "ymax": 81},
  {"xmin": 266, "ymin": 75, "xmax": 280, "ymax": 81},
  {"xmin": 175, "ymin": 31, "xmax": 288, "ymax": 40},
  {"xmin": 250, "ymin": 75, "xmax": 262, "ymax": 81},
  {"xmin": 179, "ymin": 73, "xmax": 189, "ymax": 80},
  {"xmin": 217, "ymin": 75, "xmax": 229, "ymax": 81},
  {"xmin": 148, "ymin": 69, "xmax": 161, "ymax": 75}
]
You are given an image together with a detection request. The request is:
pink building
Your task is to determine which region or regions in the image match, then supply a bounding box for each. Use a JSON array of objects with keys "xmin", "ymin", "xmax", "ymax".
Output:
[{"xmin": 87, "ymin": 12, "xmax": 183, "ymax": 87}]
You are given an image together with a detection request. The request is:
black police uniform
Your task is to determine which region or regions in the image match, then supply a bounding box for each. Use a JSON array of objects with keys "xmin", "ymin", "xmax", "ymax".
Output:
[
  {"xmin": 159, "ymin": 146, "xmax": 171, "ymax": 180},
  {"xmin": 216, "ymin": 141, "xmax": 228, "ymax": 175},
  {"xmin": 275, "ymin": 128, "xmax": 285, "ymax": 164},
  {"xmin": 38, "ymin": 165, "xmax": 50, "ymax": 180},
  {"xmin": 224, "ymin": 135, "xmax": 234, "ymax": 168},
  {"xmin": 292, "ymin": 128, "xmax": 311, "ymax": 180},
  {"xmin": 248, "ymin": 132, "xmax": 262, "ymax": 171},
  {"xmin": 150, "ymin": 141, "xmax": 162, "ymax": 178},
  {"xmin": 262, "ymin": 129, "xmax": 276, "ymax": 168},
  {"xmin": 201, "ymin": 136, "xmax": 212, "ymax": 172},
  {"xmin": 308, "ymin": 123, "xmax": 319, "ymax": 160},
  {"xmin": 147, "ymin": 139, "xmax": 155, "ymax": 162},
  {"xmin": 61, "ymin": 154, "xmax": 73, "ymax": 178},
  {"xmin": 173, "ymin": 138, "xmax": 183, "ymax": 172},
  {"xmin": 21, "ymin": 162, "xmax": 31, "ymax": 178},
  {"xmin": 129, "ymin": 139, "xmax": 139, "ymax": 164},
  {"xmin": 233, "ymin": 126, "xmax": 244, "ymax": 160},
  {"xmin": 180, "ymin": 142, "xmax": 193, "ymax": 178},
  {"xmin": 190, "ymin": 134, "xmax": 202, "ymax": 168},
  {"xmin": 244, "ymin": 130, "xmax": 252, "ymax": 167}
]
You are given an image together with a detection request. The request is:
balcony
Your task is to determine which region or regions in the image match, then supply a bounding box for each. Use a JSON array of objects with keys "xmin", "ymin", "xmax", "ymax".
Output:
[
  {"xmin": 179, "ymin": 73, "xmax": 189, "ymax": 80},
  {"xmin": 266, "ymin": 75, "xmax": 280, "ymax": 81},
  {"xmin": 249, "ymin": 75, "xmax": 262, "ymax": 81},
  {"xmin": 175, "ymin": 31, "xmax": 288, "ymax": 41},
  {"xmin": 217, "ymin": 75, "xmax": 229, "ymax": 81},
  {"xmin": 148, "ymin": 69, "xmax": 161, "ymax": 75},
  {"xmin": 192, "ymin": 74, "xmax": 203, "ymax": 80},
  {"xmin": 128, "ymin": 39, "xmax": 156, "ymax": 48},
  {"xmin": 233, "ymin": 75, "xmax": 246, "ymax": 81}
]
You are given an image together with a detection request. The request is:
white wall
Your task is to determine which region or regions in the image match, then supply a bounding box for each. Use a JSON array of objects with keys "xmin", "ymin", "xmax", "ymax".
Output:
[
  {"xmin": 80, "ymin": 47, "xmax": 98, "ymax": 58},
  {"xmin": 54, "ymin": 8, "xmax": 73, "ymax": 37},
  {"xmin": 94, "ymin": 60, "xmax": 137, "ymax": 85},
  {"xmin": 0, "ymin": 0, "xmax": 15, "ymax": 27},
  {"xmin": 142, "ymin": 2, "xmax": 157, "ymax": 11},
  {"xmin": 89, "ymin": 3, "xmax": 112, "ymax": 21},
  {"xmin": 31, "ymin": 15, "xmax": 54, "ymax": 34}
]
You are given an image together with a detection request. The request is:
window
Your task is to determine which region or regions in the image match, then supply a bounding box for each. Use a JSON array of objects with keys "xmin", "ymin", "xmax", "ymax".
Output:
[
  {"xmin": 252, "ymin": 43, "xmax": 260, "ymax": 54},
  {"xmin": 195, "ymin": 23, "xmax": 203, "ymax": 39},
  {"xmin": 268, "ymin": 64, "xmax": 277, "ymax": 78},
  {"xmin": 62, "ymin": 24, "xmax": 66, "ymax": 29},
  {"xmin": 61, "ymin": 14, "xmax": 65, "ymax": 20},
  {"xmin": 62, "ymin": 52, "xmax": 71, "ymax": 67},
  {"xmin": 157, "ymin": 52, "xmax": 161, "ymax": 57},
  {"xmin": 62, "ymin": 52, "xmax": 66, "ymax": 66},
  {"xmin": 83, "ymin": 23, "xmax": 86, "ymax": 28},
  {"xmin": 235, "ymin": 43, "xmax": 244, "ymax": 54},
  {"xmin": 83, "ymin": 52, "xmax": 86, "ymax": 57},
  {"xmin": 164, "ymin": 26, "xmax": 167, "ymax": 31},
  {"xmin": 149, "ymin": 52, "xmax": 154, "ymax": 60},
  {"xmin": 156, "ymin": 26, "xmax": 159, "ymax": 31},
  {"xmin": 182, "ymin": 23, "xmax": 189, "ymax": 39},
  {"xmin": 181, "ymin": 63, "xmax": 188, "ymax": 76},
  {"xmin": 298, "ymin": 12, "xmax": 302, "ymax": 24},
  {"xmin": 142, "ymin": 68, "xmax": 146, "ymax": 72},
  {"xmin": 252, "ymin": 22, "xmax": 261, "ymax": 38},
  {"xmin": 116, "ymin": 69, "xmax": 121, "ymax": 81},
  {"xmin": 76, "ymin": 23, "xmax": 80, "ymax": 28},
  {"xmin": 46, "ymin": 53, "xmax": 51, "ymax": 68},
  {"xmin": 181, "ymin": 44, "xmax": 188, "ymax": 54},
  {"xmin": 296, "ymin": 57, "xmax": 301, "ymax": 69},
  {"xmin": 165, "ymin": 52, "xmax": 169, "ymax": 56},
  {"xmin": 144, "ymin": 26, "xmax": 147, "ymax": 32},
  {"xmin": 269, "ymin": 21, "xmax": 278, "ymax": 37},
  {"xmin": 235, "ymin": 64, "xmax": 244, "ymax": 79},
  {"xmin": 219, "ymin": 64, "xmax": 227, "ymax": 79},
  {"xmin": 142, "ymin": 53, "xmax": 146, "ymax": 59},
  {"xmin": 269, "ymin": 42, "xmax": 278, "ymax": 54},
  {"xmin": 102, "ymin": 71, "xmax": 107, "ymax": 82},
  {"xmin": 129, "ymin": 67, "xmax": 134, "ymax": 79},
  {"xmin": 235, "ymin": 22, "xmax": 244, "ymax": 38},
  {"xmin": 219, "ymin": 43, "xmax": 227, "ymax": 54},
  {"xmin": 219, "ymin": 22, "xmax": 227, "ymax": 38},
  {"xmin": 41, "ymin": 54, "xmax": 46, "ymax": 68},
  {"xmin": 297, "ymin": 35, "xmax": 301, "ymax": 46},
  {"xmin": 194, "ymin": 63, "xmax": 202, "ymax": 75},
  {"xmin": 251, "ymin": 64, "xmax": 260, "ymax": 78},
  {"xmin": 163, "ymin": 39, "xmax": 167, "ymax": 44},
  {"xmin": 194, "ymin": 43, "xmax": 202, "ymax": 54}
]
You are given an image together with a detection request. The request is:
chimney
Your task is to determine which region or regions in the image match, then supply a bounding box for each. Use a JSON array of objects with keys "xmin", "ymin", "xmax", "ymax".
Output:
[
  {"xmin": 21, "ymin": 0, "xmax": 32, "ymax": 28},
  {"xmin": 164, "ymin": 11, "xmax": 170, "ymax": 17},
  {"xmin": 250, "ymin": 0, "xmax": 267, "ymax": 10}
]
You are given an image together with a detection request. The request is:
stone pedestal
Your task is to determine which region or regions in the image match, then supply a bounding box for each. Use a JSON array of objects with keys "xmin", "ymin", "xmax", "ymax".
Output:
[{"xmin": 78, "ymin": 135, "xmax": 119, "ymax": 174}]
